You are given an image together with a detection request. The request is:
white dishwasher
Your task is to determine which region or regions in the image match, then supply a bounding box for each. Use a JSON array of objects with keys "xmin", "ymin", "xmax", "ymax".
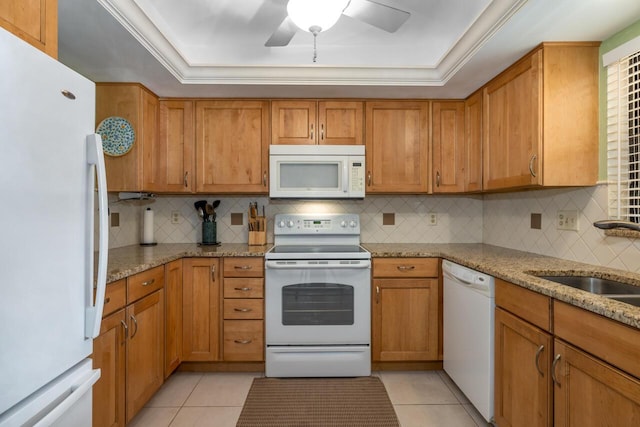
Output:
[{"xmin": 442, "ymin": 259, "xmax": 495, "ymax": 423}]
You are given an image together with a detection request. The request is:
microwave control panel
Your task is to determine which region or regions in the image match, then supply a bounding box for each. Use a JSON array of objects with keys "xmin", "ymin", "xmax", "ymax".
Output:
[{"xmin": 350, "ymin": 160, "xmax": 365, "ymax": 192}]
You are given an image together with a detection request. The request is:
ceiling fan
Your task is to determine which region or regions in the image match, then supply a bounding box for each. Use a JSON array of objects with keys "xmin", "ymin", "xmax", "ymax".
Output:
[{"xmin": 265, "ymin": 0, "xmax": 411, "ymax": 47}]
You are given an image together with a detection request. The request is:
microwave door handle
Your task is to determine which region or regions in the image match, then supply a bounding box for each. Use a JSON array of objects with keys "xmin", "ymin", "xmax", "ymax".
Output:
[{"xmin": 343, "ymin": 161, "xmax": 349, "ymax": 193}]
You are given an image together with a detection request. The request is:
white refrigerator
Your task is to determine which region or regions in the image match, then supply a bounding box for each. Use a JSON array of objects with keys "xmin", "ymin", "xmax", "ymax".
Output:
[{"xmin": 0, "ymin": 28, "xmax": 109, "ymax": 426}]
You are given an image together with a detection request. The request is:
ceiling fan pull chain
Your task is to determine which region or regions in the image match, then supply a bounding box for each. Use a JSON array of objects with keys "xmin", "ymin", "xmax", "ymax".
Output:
[{"xmin": 313, "ymin": 31, "xmax": 318, "ymax": 63}]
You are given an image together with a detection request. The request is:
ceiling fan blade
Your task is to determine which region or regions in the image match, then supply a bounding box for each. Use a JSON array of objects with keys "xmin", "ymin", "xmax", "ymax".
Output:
[
  {"xmin": 265, "ymin": 16, "xmax": 298, "ymax": 47},
  {"xmin": 343, "ymin": 0, "xmax": 410, "ymax": 33}
]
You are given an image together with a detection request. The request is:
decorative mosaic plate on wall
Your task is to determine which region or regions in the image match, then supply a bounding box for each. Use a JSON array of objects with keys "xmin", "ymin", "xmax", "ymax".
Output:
[{"xmin": 96, "ymin": 116, "xmax": 135, "ymax": 156}]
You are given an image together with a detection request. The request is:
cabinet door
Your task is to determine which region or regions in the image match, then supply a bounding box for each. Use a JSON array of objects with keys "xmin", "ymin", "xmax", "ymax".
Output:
[
  {"xmin": 554, "ymin": 340, "xmax": 640, "ymax": 427},
  {"xmin": 365, "ymin": 101, "xmax": 429, "ymax": 193},
  {"xmin": 196, "ymin": 100, "xmax": 269, "ymax": 193},
  {"xmin": 164, "ymin": 259, "xmax": 182, "ymax": 378},
  {"xmin": 182, "ymin": 258, "xmax": 221, "ymax": 361},
  {"xmin": 93, "ymin": 309, "xmax": 126, "ymax": 427},
  {"xmin": 483, "ymin": 49, "xmax": 542, "ymax": 190},
  {"xmin": 96, "ymin": 84, "xmax": 158, "ymax": 192},
  {"xmin": 126, "ymin": 290, "xmax": 164, "ymax": 423},
  {"xmin": 494, "ymin": 308, "xmax": 552, "ymax": 427},
  {"xmin": 432, "ymin": 101, "xmax": 465, "ymax": 193},
  {"xmin": 464, "ymin": 89, "xmax": 483, "ymax": 192},
  {"xmin": 146, "ymin": 100, "xmax": 194, "ymax": 193},
  {"xmin": 318, "ymin": 101, "xmax": 363, "ymax": 145},
  {"xmin": 0, "ymin": 0, "xmax": 57, "ymax": 58},
  {"xmin": 271, "ymin": 100, "xmax": 317, "ymax": 145},
  {"xmin": 372, "ymin": 278, "xmax": 438, "ymax": 361}
]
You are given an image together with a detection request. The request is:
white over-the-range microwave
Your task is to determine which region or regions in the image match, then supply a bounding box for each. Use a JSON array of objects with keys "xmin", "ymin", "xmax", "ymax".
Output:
[{"xmin": 269, "ymin": 145, "xmax": 365, "ymax": 199}]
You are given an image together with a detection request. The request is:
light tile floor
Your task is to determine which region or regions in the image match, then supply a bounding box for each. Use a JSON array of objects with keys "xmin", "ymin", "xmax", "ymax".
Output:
[{"xmin": 128, "ymin": 370, "xmax": 491, "ymax": 427}]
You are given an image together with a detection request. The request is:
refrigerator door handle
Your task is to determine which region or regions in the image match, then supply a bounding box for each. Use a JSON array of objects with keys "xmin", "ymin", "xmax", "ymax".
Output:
[{"xmin": 85, "ymin": 134, "xmax": 109, "ymax": 338}]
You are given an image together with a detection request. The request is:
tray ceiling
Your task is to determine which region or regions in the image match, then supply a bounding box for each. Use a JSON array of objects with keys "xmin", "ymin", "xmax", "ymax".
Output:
[{"xmin": 58, "ymin": 0, "xmax": 640, "ymax": 98}]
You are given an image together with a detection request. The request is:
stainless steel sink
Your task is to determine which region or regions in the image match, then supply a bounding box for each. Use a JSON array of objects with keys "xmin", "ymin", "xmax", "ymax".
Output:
[
  {"xmin": 538, "ymin": 275, "xmax": 640, "ymax": 295},
  {"xmin": 609, "ymin": 295, "xmax": 640, "ymax": 307}
]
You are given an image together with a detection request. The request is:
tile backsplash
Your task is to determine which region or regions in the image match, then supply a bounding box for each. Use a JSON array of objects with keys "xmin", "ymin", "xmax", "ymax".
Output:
[
  {"xmin": 483, "ymin": 184, "xmax": 640, "ymax": 273},
  {"xmin": 105, "ymin": 184, "xmax": 640, "ymax": 273},
  {"xmin": 106, "ymin": 194, "xmax": 484, "ymax": 247}
]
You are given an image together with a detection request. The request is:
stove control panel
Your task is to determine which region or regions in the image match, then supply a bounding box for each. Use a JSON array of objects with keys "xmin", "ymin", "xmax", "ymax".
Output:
[{"xmin": 274, "ymin": 213, "xmax": 360, "ymax": 235}]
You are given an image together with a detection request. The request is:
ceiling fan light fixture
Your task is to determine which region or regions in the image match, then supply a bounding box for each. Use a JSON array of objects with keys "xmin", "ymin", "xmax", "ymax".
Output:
[{"xmin": 286, "ymin": 0, "xmax": 350, "ymax": 33}]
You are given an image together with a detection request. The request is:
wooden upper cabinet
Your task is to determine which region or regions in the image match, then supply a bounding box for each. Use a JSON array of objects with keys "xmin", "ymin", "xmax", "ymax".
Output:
[
  {"xmin": 464, "ymin": 89, "xmax": 483, "ymax": 192},
  {"xmin": 432, "ymin": 101, "xmax": 465, "ymax": 193},
  {"xmin": 483, "ymin": 43, "xmax": 599, "ymax": 191},
  {"xmin": 195, "ymin": 100, "xmax": 269, "ymax": 193},
  {"xmin": 271, "ymin": 100, "xmax": 363, "ymax": 145},
  {"xmin": 365, "ymin": 101, "xmax": 429, "ymax": 193},
  {"xmin": 0, "ymin": 0, "xmax": 57, "ymax": 58},
  {"xmin": 146, "ymin": 100, "xmax": 194, "ymax": 193},
  {"xmin": 96, "ymin": 83, "xmax": 158, "ymax": 192}
]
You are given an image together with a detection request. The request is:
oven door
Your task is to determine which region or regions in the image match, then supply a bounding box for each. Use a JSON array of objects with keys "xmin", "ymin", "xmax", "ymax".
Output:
[{"xmin": 265, "ymin": 259, "xmax": 371, "ymax": 345}]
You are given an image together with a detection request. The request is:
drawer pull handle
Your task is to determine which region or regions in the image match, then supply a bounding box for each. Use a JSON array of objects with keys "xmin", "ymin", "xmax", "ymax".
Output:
[
  {"xmin": 263, "ymin": 171, "xmax": 267, "ymax": 187},
  {"xmin": 397, "ymin": 265, "xmax": 416, "ymax": 271},
  {"xmin": 234, "ymin": 265, "xmax": 253, "ymax": 270},
  {"xmin": 234, "ymin": 287, "xmax": 253, "ymax": 291},
  {"xmin": 534, "ymin": 345, "xmax": 544, "ymax": 375},
  {"xmin": 120, "ymin": 320, "xmax": 128, "ymax": 344},
  {"xmin": 141, "ymin": 278, "xmax": 155, "ymax": 286},
  {"xmin": 234, "ymin": 339, "xmax": 252, "ymax": 344},
  {"xmin": 436, "ymin": 171, "xmax": 441, "ymax": 187},
  {"xmin": 552, "ymin": 354, "xmax": 562, "ymax": 385},
  {"xmin": 234, "ymin": 308, "xmax": 252, "ymax": 312},
  {"xmin": 104, "ymin": 297, "xmax": 111, "ymax": 305},
  {"xmin": 375, "ymin": 286, "xmax": 380, "ymax": 304},
  {"xmin": 184, "ymin": 171, "xmax": 189, "ymax": 187},
  {"xmin": 211, "ymin": 265, "xmax": 216, "ymax": 282}
]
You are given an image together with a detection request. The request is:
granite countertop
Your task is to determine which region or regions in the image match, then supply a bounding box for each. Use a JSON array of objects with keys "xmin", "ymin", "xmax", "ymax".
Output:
[
  {"xmin": 106, "ymin": 242, "xmax": 640, "ymax": 330},
  {"xmin": 106, "ymin": 243, "xmax": 271, "ymax": 283},
  {"xmin": 363, "ymin": 243, "xmax": 640, "ymax": 329}
]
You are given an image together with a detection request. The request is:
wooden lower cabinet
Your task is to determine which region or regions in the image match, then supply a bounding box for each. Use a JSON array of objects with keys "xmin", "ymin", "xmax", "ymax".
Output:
[
  {"xmin": 93, "ymin": 309, "xmax": 126, "ymax": 427},
  {"xmin": 182, "ymin": 258, "xmax": 221, "ymax": 361},
  {"xmin": 494, "ymin": 307, "xmax": 552, "ymax": 427},
  {"xmin": 553, "ymin": 340, "xmax": 640, "ymax": 426},
  {"xmin": 164, "ymin": 259, "xmax": 183, "ymax": 378},
  {"xmin": 222, "ymin": 257, "xmax": 265, "ymax": 362},
  {"xmin": 126, "ymin": 289, "xmax": 165, "ymax": 423},
  {"xmin": 372, "ymin": 277, "xmax": 439, "ymax": 361},
  {"xmin": 223, "ymin": 320, "xmax": 264, "ymax": 361}
]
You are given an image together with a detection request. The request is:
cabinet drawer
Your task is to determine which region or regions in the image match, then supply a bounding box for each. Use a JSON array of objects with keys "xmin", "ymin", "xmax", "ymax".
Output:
[
  {"xmin": 223, "ymin": 320, "xmax": 264, "ymax": 361},
  {"xmin": 495, "ymin": 279, "xmax": 551, "ymax": 331},
  {"xmin": 103, "ymin": 279, "xmax": 126, "ymax": 317},
  {"xmin": 223, "ymin": 257, "xmax": 264, "ymax": 277},
  {"xmin": 223, "ymin": 299, "xmax": 264, "ymax": 319},
  {"xmin": 127, "ymin": 266, "xmax": 164, "ymax": 304},
  {"xmin": 373, "ymin": 258, "xmax": 439, "ymax": 278},
  {"xmin": 554, "ymin": 301, "xmax": 640, "ymax": 379},
  {"xmin": 224, "ymin": 278, "xmax": 264, "ymax": 298}
]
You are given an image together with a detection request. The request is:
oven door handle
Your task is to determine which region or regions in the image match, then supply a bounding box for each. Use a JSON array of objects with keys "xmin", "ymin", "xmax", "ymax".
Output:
[{"xmin": 265, "ymin": 260, "xmax": 371, "ymax": 269}]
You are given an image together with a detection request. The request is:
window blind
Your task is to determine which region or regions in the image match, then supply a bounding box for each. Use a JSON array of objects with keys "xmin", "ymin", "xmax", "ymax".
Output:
[{"xmin": 607, "ymin": 49, "xmax": 640, "ymax": 223}]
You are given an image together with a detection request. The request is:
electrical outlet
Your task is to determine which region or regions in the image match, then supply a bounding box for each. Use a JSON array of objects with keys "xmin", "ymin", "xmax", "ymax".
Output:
[
  {"xmin": 428, "ymin": 213, "xmax": 437, "ymax": 226},
  {"xmin": 171, "ymin": 211, "xmax": 181, "ymax": 225},
  {"xmin": 557, "ymin": 210, "xmax": 579, "ymax": 231}
]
